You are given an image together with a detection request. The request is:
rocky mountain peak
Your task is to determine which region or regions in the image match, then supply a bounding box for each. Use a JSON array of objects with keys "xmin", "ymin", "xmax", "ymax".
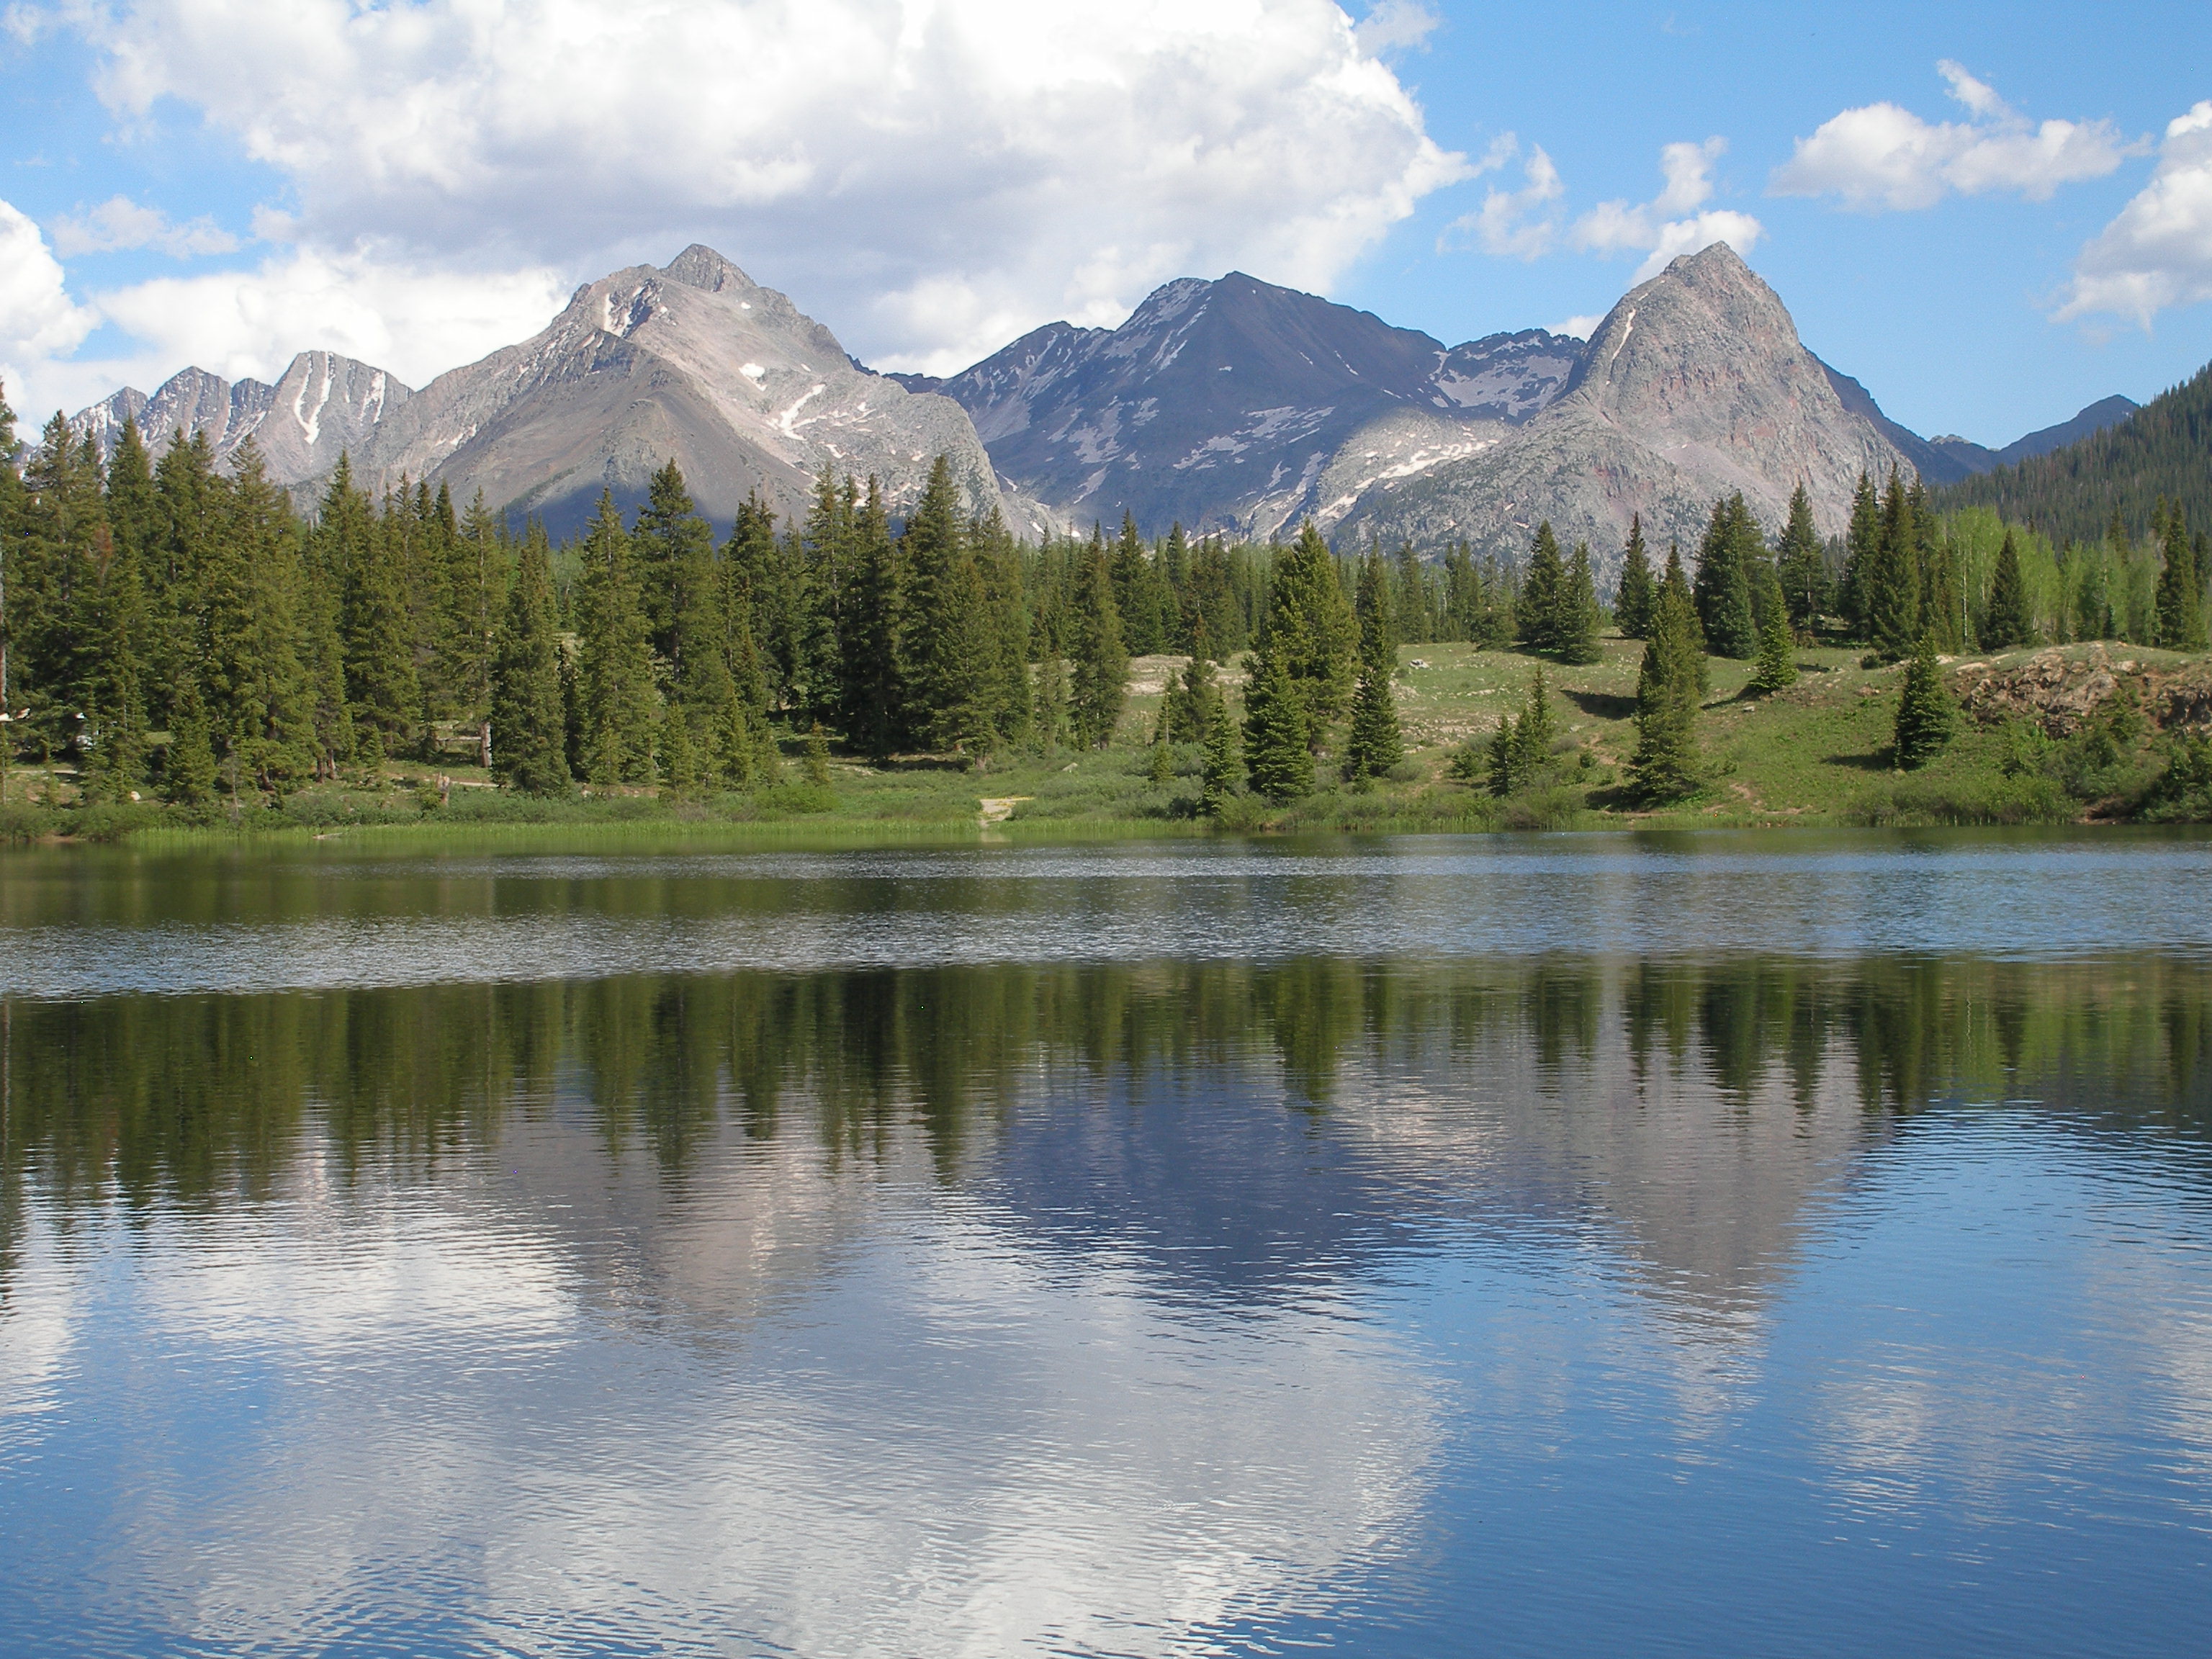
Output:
[{"xmin": 662, "ymin": 243, "xmax": 757, "ymax": 295}]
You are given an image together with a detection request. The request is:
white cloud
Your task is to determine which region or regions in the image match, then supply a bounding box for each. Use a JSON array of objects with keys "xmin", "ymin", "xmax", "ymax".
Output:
[
  {"xmin": 1354, "ymin": 0, "xmax": 1439, "ymax": 55},
  {"xmin": 2058, "ymin": 101, "xmax": 2212, "ymax": 326},
  {"xmin": 0, "ymin": 201, "xmax": 99, "ymax": 419},
  {"xmin": 1571, "ymin": 137, "xmax": 1764, "ymax": 279},
  {"xmin": 58, "ymin": 0, "xmax": 1468, "ymax": 378},
  {"xmin": 1772, "ymin": 60, "xmax": 2139, "ymax": 212},
  {"xmin": 50, "ymin": 194, "xmax": 240, "ymax": 258},
  {"xmin": 1443, "ymin": 135, "xmax": 1563, "ymax": 259},
  {"xmin": 1549, "ymin": 313, "xmax": 1605, "ymax": 341}
]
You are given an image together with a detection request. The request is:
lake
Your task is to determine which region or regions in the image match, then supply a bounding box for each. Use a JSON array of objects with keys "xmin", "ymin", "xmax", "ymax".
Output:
[{"xmin": 2, "ymin": 829, "xmax": 2209, "ymax": 1656}]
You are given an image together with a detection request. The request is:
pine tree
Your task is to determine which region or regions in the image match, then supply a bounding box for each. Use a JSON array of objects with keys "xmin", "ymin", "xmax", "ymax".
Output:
[
  {"xmin": 837, "ymin": 480, "xmax": 905, "ymax": 757},
  {"xmin": 1344, "ymin": 547, "xmax": 1404, "ymax": 784},
  {"xmin": 1485, "ymin": 712, "xmax": 1520, "ymax": 797},
  {"xmin": 2155, "ymin": 504, "xmax": 2207, "ymax": 651},
  {"xmin": 1513, "ymin": 665, "xmax": 1555, "ymax": 777},
  {"xmin": 1693, "ymin": 493, "xmax": 1760, "ymax": 659},
  {"xmin": 1775, "ymin": 482, "xmax": 1829, "ymax": 633},
  {"xmin": 1110, "ymin": 513, "xmax": 1165, "ymax": 655},
  {"xmin": 1166, "ymin": 619, "xmax": 1222, "ymax": 742},
  {"xmin": 205, "ymin": 442, "xmax": 312, "ymax": 796},
  {"xmin": 1982, "ymin": 527, "xmax": 2036, "ymax": 650},
  {"xmin": 1034, "ymin": 649, "xmax": 1069, "ymax": 750},
  {"xmin": 1893, "ymin": 633, "xmax": 1955, "ymax": 769},
  {"xmin": 804, "ymin": 720, "xmax": 832, "ymax": 787},
  {"xmin": 1615, "ymin": 514, "xmax": 1655, "ymax": 639},
  {"xmin": 1629, "ymin": 547, "xmax": 1705, "ymax": 801},
  {"xmin": 490, "ymin": 527, "xmax": 570, "ymax": 793},
  {"xmin": 1241, "ymin": 642, "xmax": 1312, "ymax": 801},
  {"xmin": 1557, "ymin": 542, "xmax": 1601, "ymax": 663},
  {"xmin": 1068, "ymin": 532, "xmax": 1128, "ymax": 747},
  {"xmin": 574, "ymin": 490, "xmax": 657, "ymax": 785},
  {"xmin": 659, "ymin": 699, "xmax": 699, "ymax": 799}
]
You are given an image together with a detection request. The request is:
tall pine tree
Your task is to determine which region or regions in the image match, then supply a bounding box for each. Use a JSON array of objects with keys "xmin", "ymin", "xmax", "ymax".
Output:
[
  {"xmin": 1344, "ymin": 547, "xmax": 1404, "ymax": 783},
  {"xmin": 1614, "ymin": 515, "xmax": 1655, "ymax": 639},
  {"xmin": 490, "ymin": 526, "xmax": 571, "ymax": 793}
]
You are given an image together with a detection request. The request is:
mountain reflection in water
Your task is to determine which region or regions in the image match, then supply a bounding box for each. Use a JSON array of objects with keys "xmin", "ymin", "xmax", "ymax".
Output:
[{"xmin": 4, "ymin": 851, "xmax": 2212, "ymax": 1655}]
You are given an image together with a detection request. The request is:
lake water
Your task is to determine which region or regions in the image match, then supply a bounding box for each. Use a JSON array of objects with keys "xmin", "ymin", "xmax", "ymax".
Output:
[{"xmin": 2, "ymin": 830, "xmax": 2209, "ymax": 1657}]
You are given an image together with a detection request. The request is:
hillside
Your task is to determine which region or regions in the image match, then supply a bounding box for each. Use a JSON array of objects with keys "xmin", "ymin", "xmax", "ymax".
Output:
[{"xmin": 1934, "ymin": 362, "xmax": 2212, "ymax": 544}]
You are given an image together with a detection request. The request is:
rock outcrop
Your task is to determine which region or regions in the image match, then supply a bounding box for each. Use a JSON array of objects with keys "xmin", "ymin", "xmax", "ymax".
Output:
[{"xmin": 71, "ymin": 352, "xmax": 408, "ymax": 482}]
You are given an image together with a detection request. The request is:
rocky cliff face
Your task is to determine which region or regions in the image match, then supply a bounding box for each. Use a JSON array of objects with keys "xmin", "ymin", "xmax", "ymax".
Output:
[
  {"xmin": 354, "ymin": 245, "xmax": 1014, "ymax": 534},
  {"xmin": 68, "ymin": 246, "xmax": 1020, "ymax": 537},
  {"xmin": 71, "ymin": 352, "xmax": 408, "ymax": 480},
  {"xmin": 902, "ymin": 271, "xmax": 1581, "ymax": 538},
  {"xmin": 1326, "ymin": 244, "xmax": 1917, "ymax": 580}
]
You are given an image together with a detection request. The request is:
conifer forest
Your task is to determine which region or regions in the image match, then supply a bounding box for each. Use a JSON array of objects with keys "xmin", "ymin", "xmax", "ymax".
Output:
[{"xmin": 2, "ymin": 384, "xmax": 2211, "ymax": 837}]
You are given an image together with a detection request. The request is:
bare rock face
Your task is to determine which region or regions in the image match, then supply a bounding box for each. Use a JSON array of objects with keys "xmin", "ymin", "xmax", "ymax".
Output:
[
  {"xmin": 904, "ymin": 270, "xmax": 1580, "ymax": 539},
  {"xmin": 355, "ymin": 245, "xmax": 1007, "ymax": 534},
  {"xmin": 1956, "ymin": 644, "xmax": 2211, "ymax": 736},
  {"xmin": 71, "ymin": 354, "xmax": 409, "ymax": 479},
  {"xmin": 1328, "ymin": 244, "xmax": 1913, "ymax": 580}
]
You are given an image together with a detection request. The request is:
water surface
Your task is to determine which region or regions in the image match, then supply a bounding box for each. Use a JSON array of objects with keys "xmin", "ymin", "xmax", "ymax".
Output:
[{"xmin": 1, "ymin": 830, "xmax": 2208, "ymax": 1656}]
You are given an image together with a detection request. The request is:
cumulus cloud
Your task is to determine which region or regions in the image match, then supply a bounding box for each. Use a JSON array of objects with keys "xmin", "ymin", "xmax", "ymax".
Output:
[
  {"xmin": 1772, "ymin": 60, "xmax": 2139, "ymax": 211},
  {"xmin": 58, "ymin": 0, "xmax": 1468, "ymax": 377},
  {"xmin": 50, "ymin": 194, "xmax": 240, "ymax": 258},
  {"xmin": 1354, "ymin": 0, "xmax": 1439, "ymax": 55},
  {"xmin": 1444, "ymin": 135, "xmax": 1564, "ymax": 258},
  {"xmin": 1449, "ymin": 135, "xmax": 1761, "ymax": 279},
  {"xmin": 1570, "ymin": 137, "xmax": 1763, "ymax": 279},
  {"xmin": 0, "ymin": 201, "xmax": 99, "ymax": 416},
  {"xmin": 2058, "ymin": 101, "xmax": 2212, "ymax": 326}
]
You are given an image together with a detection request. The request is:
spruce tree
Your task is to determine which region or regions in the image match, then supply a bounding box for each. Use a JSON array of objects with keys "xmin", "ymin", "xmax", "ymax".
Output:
[
  {"xmin": 1629, "ymin": 548, "xmax": 1705, "ymax": 801},
  {"xmin": 1893, "ymin": 633, "xmax": 1955, "ymax": 769},
  {"xmin": 490, "ymin": 528, "xmax": 570, "ymax": 793},
  {"xmin": 1693, "ymin": 494, "xmax": 1760, "ymax": 659},
  {"xmin": 1267, "ymin": 522, "xmax": 1357, "ymax": 740},
  {"xmin": 1614, "ymin": 515, "xmax": 1655, "ymax": 639},
  {"xmin": 1839, "ymin": 469, "xmax": 1880, "ymax": 639},
  {"xmin": 1750, "ymin": 597, "xmax": 1798, "ymax": 693},
  {"xmin": 837, "ymin": 481, "xmax": 904, "ymax": 757},
  {"xmin": 1518, "ymin": 522, "xmax": 1567, "ymax": 654},
  {"xmin": 1557, "ymin": 542, "xmax": 1601, "ymax": 663},
  {"xmin": 1485, "ymin": 712, "xmax": 1520, "ymax": 797},
  {"xmin": 205, "ymin": 442, "xmax": 312, "ymax": 796},
  {"xmin": 574, "ymin": 489, "xmax": 657, "ymax": 785},
  {"xmin": 1200, "ymin": 693, "xmax": 1243, "ymax": 819},
  {"xmin": 1865, "ymin": 470, "xmax": 1922, "ymax": 660},
  {"xmin": 1167, "ymin": 619, "xmax": 1222, "ymax": 742},
  {"xmin": 1344, "ymin": 547, "xmax": 1404, "ymax": 783},
  {"xmin": 1982, "ymin": 528, "xmax": 2035, "ymax": 650},
  {"xmin": 1241, "ymin": 642, "xmax": 1312, "ymax": 801},
  {"xmin": 1034, "ymin": 649, "xmax": 1069, "ymax": 750},
  {"xmin": 1776, "ymin": 482, "xmax": 1830, "ymax": 632},
  {"xmin": 1512, "ymin": 665, "xmax": 1555, "ymax": 778},
  {"xmin": 2155, "ymin": 505, "xmax": 2207, "ymax": 651},
  {"xmin": 163, "ymin": 683, "xmax": 217, "ymax": 806},
  {"xmin": 1110, "ymin": 513, "xmax": 1165, "ymax": 655},
  {"xmin": 1068, "ymin": 533, "xmax": 1128, "ymax": 747},
  {"xmin": 659, "ymin": 699, "xmax": 699, "ymax": 799}
]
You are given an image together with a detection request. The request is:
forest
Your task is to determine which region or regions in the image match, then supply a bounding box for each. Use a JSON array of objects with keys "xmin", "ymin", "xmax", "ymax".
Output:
[{"xmin": 0, "ymin": 377, "xmax": 2208, "ymax": 830}]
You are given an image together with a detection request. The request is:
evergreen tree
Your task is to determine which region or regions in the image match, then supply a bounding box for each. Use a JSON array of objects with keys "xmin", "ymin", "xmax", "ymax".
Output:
[
  {"xmin": 1915, "ymin": 485, "xmax": 1966, "ymax": 652},
  {"xmin": 1265, "ymin": 521, "xmax": 1357, "ymax": 743},
  {"xmin": 1557, "ymin": 541, "xmax": 1602, "ymax": 663},
  {"xmin": 1982, "ymin": 527, "xmax": 2036, "ymax": 649},
  {"xmin": 1614, "ymin": 514, "xmax": 1655, "ymax": 639},
  {"xmin": 1693, "ymin": 493, "xmax": 1760, "ymax": 659},
  {"xmin": 1166, "ymin": 619, "xmax": 1222, "ymax": 742},
  {"xmin": 1629, "ymin": 547, "xmax": 1705, "ymax": 801},
  {"xmin": 1864, "ymin": 470, "xmax": 1922, "ymax": 660},
  {"xmin": 490, "ymin": 527, "xmax": 571, "ymax": 793},
  {"xmin": 1893, "ymin": 633, "xmax": 1955, "ymax": 769},
  {"xmin": 659, "ymin": 699, "xmax": 699, "ymax": 799},
  {"xmin": 1518, "ymin": 521, "xmax": 1567, "ymax": 654},
  {"xmin": 204, "ymin": 442, "xmax": 312, "ymax": 796},
  {"xmin": 2155, "ymin": 504, "xmax": 2207, "ymax": 651},
  {"xmin": 1034, "ymin": 649, "xmax": 1069, "ymax": 750},
  {"xmin": 1068, "ymin": 532, "xmax": 1128, "ymax": 747},
  {"xmin": 1200, "ymin": 693, "xmax": 1243, "ymax": 819},
  {"xmin": 574, "ymin": 490, "xmax": 657, "ymax": 785},
  {"xmin": 164, "ymin": 682, "xmax": 217, "ymax": 806},
  {"xmin": 1345, "ymin": 547, "xmax": 1403, "ymax": 783},
  {"xmin": 1110, "ymin": 513, "xmax": 1165, "ymax": 655},
  {"xmin": 1775, "ymin": 482, "xmax": 1829, "ymax": 632},
  {"xmin": 837, "ymin": 481, "xmax": 905, "ymax": 757},
  {"xmin": 1838, "ymin": 470, "xmax": 1880, "ymax": 639},
  {"xmin": 1241, "ymin": 641, "xmax": 1312, "ymax": 801},
  {"xmin": 1750, "ymin": 595, "xmax": 1798, "ymax": 693}
]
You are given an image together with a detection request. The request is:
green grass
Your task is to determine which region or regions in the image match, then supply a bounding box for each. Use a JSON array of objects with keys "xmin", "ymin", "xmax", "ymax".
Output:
[{"xmin": 4, "ymin": 638, "xmax": 2203, "ymax": 852}]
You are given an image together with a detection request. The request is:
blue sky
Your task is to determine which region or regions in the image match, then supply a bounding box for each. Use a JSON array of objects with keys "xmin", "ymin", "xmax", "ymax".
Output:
[{"xmin": 1, "ymin": 1, "xmax": 2207, "ymax": 449}]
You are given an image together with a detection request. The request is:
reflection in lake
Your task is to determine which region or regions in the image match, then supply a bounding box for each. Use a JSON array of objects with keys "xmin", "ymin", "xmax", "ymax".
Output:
[{"xmin": 4, "ymin": 840, "xmax": 2212, "ymax": 1655}]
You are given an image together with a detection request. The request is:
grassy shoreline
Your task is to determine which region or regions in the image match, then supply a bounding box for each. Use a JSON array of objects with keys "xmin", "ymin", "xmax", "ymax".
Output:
[{"xmin": 6, "ymin": 637, "xmax": 2204, "ymax": 853}]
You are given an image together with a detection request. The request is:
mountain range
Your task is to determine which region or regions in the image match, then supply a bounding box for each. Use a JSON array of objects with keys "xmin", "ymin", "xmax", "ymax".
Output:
[{"xmin": 71, "ymin": 241, "xmax": 2139, "ymax": 579}]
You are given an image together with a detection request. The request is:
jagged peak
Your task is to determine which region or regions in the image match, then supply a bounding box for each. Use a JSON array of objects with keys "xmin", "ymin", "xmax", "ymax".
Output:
[{"xmin": 662, "ymin": 243, "xmax": 756, "ymax": 294}]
